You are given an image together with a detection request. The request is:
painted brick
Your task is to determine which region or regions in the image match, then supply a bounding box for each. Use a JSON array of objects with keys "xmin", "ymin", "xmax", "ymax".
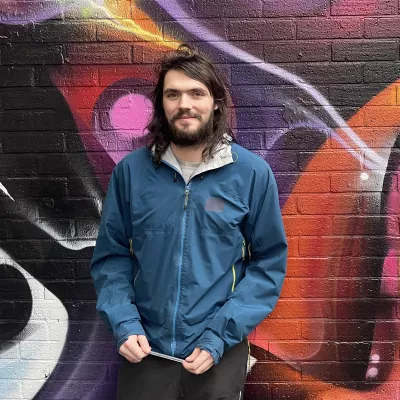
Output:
[
  {"xmin": 336, "ymin": 342, "xmax": 395, "ymax": 361},
  {"xmin": 363, "ymin": 61, "xmax": 400, "ymax": 82},
  {"xmin": 0, "ymin": 380, "xmax": 22, "ymax": 399},
  {"xmin": 301, "ymin": 362, "xmax": 366, "ymax": 381},
  {"xmin": 277, "ymin": 173, "xmax": 331, "ymax": 193},
  {"xmin": 331, "ymin": 0, "xmax": 398, "ymax": 16},
  {"xmin": 3, "ymin": 133, "xmax": 65, "ymax": 153},
  {"xmin": 196, "ymin": 41, "xmax": 264, "ymax": 64},
  {"xmin": 298, "ymin": 194, "xmax": 361, "ymax": 214},
  {"xmin": 194, "ymin": 0, "xmax": 262, "ymax": 17},
  {"xmin": 270, "ymin": 299, "xmax": 331, "ymax": 318},
  {"xmin": 280, "ymin": 278, "xmax": 302, "ymax": 298},
  {"xmin": 329, "ymin": 84, "xmax": 395, "ymax": 106},
  {"xmin": 2, "ymin": 88, "xmax": 66, "ymax": 110},
  {"xmin": 295, "ymin": 63, "xmax": 364, "ymax": 84},
  {"xmin": 0, "ymin": 67, "xmax": 33, "ymax": 87},
  {"xmin": 1, "ymin": 44, "xmax": 64, "ymax": 65},
  {"xmin": 364, "ymin": 106, "xmax": 400, "ymax": 126},
  {"xmin": 283, "ymin": 216, "xmax": 332, "ymax": 235},
  {"xmin": 0, "ymin": 23, "xmax": 33, "ymax": 43},
  {"xmin": 231, "ymin": 64, "xmax": 288, "ymax": 85},
  {"xmin": 330, "ymin": 171, "xmax": 392, "ymax": 192},
  {"xmin": 18, "ymin": 260, "xmax": 76, "ymax": 279},
  {"xmin": 66, "ymin": 44, "xmax": 132, "ymax": 65},
  {"xmin": 297, "ymin": 17, "xmax": 364, "ymax": 39},
  {"xmin": 37, "ymin": 153, "xmax": 113, "ymax": 175},
  {"xmin": 38, "ymin": 198, "xmax": 101, "ymax": 218},
  {"xmin": 243, "ymin": 383, "xmax": 270, "ymax": 399},
  {"xmin": 334, "ymin": 298, "xmax": 396, "ymax": 319},
  {"xmin": 254, "ymin": 151, "xmax": 298, "ymax": 171},
  {"xmin": 11, "ymin": 219, "xmax": 74, "ymax": 239},
  {"xmin": 264, "ymin": 41, "xmax": 331, "ymax": 63},
  {"xmin": 32, "ymin": 22, "xmax": 95, "ymax": 42},
  {"xmin": 35, "ymin": 65, "xmax": 99, "ymax": 87},
  {"xmin": 333, "ymin": 40, "xmax": 399, "ymax": 61},
  {"xmin": 254, "ymin": 318, "xmax": 299, "ymax": 337},
  {"xmin": 269, "ymin": 341, "xmax": 335, "ymax": 361},
  {"xmin": 332, "ymin": 216, "xmax": 397, "ymax": 235},
  {"xmin": 75, "ymin": 219, "xmax": 100, "ymax": 239},
  {"xmin": 235, "ymin": 107, "xmax": 288, "ymax": 129},
  {"xmin": 228, "ymin": 19, "xmax": 296, "ymax": 41},
  {"xmin": 231, "ymin": 86, "xmax": 294, "ymax": 107},
  {"xmin": 366, "ymin": 17, "xmax": 400, "ymax": 38},
  {"xmin": 45, "ymin": 281, "xmax": 96, "ymax": 300},
  {"xmin": 263, "ymin": 0, "xmax": 329, "ymax": 17},
  {"xmin": 286, "ymin": 258, "xmax": 330, "ymax": 277},
  {"xmin": 247, "ymin": 361, "xmax": 302, "ymax": 382},
  {"xmin": 163, "ymin": 20, "xmax": 228, "ymax": 42},
  {"xmin": 235, "ymin": 131, "xmax": 265, "ymax": 149},
  {"xmin": 1, "ymin": 178, "xmax": 67, "ymax": 198}
]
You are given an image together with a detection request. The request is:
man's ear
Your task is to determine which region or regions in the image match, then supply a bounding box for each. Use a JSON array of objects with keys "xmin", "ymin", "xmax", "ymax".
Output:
[{"xmin": 213, "ymin": 103, "xmax": 218, "ymax": 110}]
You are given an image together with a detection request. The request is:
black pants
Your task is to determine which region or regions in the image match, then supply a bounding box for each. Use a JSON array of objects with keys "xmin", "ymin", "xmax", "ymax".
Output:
[{"xmin": 116, "ymin": 341, "xmax": 248, "ymax": 400}]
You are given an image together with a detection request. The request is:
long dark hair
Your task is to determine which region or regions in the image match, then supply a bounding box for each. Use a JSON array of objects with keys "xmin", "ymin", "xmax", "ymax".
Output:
[{"xmin": 146, "ymin": 44, "xmax": 234, "ymax": 163}]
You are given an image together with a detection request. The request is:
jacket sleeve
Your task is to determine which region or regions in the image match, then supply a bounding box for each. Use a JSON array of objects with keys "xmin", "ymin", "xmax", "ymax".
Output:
[
  {"xmin": 90, "ymin": 163, "xmax": 145, "ymax": 350},
  {"xmin": 196, "ymin": 164, "xmax": 287, "ymax": 364}
]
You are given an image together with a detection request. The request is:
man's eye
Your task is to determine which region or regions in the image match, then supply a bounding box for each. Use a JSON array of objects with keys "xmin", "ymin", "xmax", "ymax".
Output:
[
  {"xmin": 166, "ymin": 93, "xmax": 179, "ymax": 99},
  {"xmin": 193, "ymin": 92, "xmax": 204, "ymax": 97}
]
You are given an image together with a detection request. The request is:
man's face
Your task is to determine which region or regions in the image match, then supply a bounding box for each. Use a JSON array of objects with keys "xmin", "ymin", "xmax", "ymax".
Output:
[{"xmin": 162, "ymin": 69, "xmax": 218, "ymax": 146}]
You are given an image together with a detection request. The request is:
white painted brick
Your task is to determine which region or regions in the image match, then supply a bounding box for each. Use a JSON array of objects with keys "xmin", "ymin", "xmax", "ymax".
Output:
[
  {"xmin": 21, "ymin": 380, "xmax": 46, "ymax": 399},
  {"xmin": 0, "ymin": 342, "xmax": 19, "ymax": 359},
  {"xmin": 0, "ymin": 380, "xmax": 23, "ymax": 399},
  {"xmin": 14, "ymin": 322, "xmax": 50, "ymax": 341},
  {"xmin": 26, "ymin": 278, "xmax": 45, "ymax": 299},
  {"xmin": 49, "ymin": 322, "xmax": 69, "ymax": 341},
  {"xmin": 30, "ymin": 300, "xmax": 68, "ymax": 321},
  {"xmin": 0, "ymin": 361, "xmax": 49, "ymax": 380},
  {"xmin": 20, "ymin": 341, "xmax": 64, "ymax": 360}
]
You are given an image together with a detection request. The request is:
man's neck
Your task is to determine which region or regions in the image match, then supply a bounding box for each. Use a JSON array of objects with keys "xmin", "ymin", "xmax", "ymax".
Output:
[{"xmin": 170, "ymin": 143, "xmax": 205, "ymax": 163}]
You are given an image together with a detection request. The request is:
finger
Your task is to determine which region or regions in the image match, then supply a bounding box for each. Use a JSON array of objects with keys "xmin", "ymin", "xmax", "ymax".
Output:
[
  {"xmin": 184, "ymin": 351, "xmax": 209, "ymax": 372},
  {"xmin": 137, "ymin": 335, "xmax": 151, "ymax": 354},
  {"xmin": 125, "ymin": 339, "xmax": 146, "ymax": 360},
  {"xmin": 185, "ymin": 347, "xmax": 201, "ymax": 362},
  {"xmin": 119, "ymin": 346, "xmax": 141, "ymax": 363},
  {"xmin": 194, "ymin": 359, "xmax": 214, "ymax": 375}
]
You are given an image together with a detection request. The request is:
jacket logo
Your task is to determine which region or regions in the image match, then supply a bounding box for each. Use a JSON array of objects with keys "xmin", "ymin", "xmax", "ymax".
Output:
[{"xmin": 205, "ymin": 197, "xmax": 225, "ymax": 212}]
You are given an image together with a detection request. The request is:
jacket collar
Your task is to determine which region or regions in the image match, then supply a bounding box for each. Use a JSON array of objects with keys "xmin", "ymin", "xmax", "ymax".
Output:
[{"xmin": 154, "ymin": 136, "xmax": 234, "ymax": 181}]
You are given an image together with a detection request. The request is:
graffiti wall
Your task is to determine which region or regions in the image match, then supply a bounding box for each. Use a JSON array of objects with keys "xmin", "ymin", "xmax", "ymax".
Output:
[{"xmin": 0, "ymin": 0, "xmax": 399, "ymax": 398}]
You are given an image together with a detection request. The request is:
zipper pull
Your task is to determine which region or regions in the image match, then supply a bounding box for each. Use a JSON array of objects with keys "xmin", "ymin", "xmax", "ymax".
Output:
[{"xmin": 184, "ymin": 189, "xmax": 189, "ymax": 210}]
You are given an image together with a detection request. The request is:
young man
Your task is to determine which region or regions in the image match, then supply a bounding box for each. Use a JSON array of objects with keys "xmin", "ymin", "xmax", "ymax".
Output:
[{"xmin": 91, "ymin": 45, "xmax": 287, "ymax": 400}]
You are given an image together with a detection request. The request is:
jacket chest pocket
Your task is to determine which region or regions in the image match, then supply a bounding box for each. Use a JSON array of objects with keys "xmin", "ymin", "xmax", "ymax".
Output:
[
  {"xmin": 130, "ymin": 183, "xmax": 181, "ymax": 231},
  {"xmin": 192, "ymin": 187, "xmax": 249, "ymax": 233}
]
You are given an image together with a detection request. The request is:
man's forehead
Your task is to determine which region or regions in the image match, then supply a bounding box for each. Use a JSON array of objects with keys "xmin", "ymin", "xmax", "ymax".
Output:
[{"xmin": 163, "ymin": 70, "xmax": 210, "ymax": 92}]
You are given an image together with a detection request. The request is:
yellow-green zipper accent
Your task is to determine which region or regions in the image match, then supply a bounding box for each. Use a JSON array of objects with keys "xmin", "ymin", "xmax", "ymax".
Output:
[
  {"xmin": 231, "ymin": 264, "xmax": 236, "ymax": 292},
  {"xmin": 129, "ymin": 238, "xmax": 134, "ymax": 257},
  {"xmin": 248, "ymin": 243, "xmax": 251, "ymax": 260},
  {"xmin": 242, "ymin": 240, "xmax": 246, "ymax": 260}
]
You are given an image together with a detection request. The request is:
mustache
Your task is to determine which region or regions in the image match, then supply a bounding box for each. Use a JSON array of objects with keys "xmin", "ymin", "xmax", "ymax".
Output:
[{"xmin": 171, "ymin": 110, "xmax": 201, "ymax": 122}]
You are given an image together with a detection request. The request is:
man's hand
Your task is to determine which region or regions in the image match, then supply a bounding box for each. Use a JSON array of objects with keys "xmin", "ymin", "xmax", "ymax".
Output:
[
  {"xmin": 119, "ymin": 334, "xmax": 151, "ymax": 363},
  {"xmin": 182, "ymin": 348, "xmax": 214, "ymax": 375}
]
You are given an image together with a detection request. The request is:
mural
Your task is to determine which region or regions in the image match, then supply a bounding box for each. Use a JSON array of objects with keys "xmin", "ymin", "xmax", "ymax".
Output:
[{"xmin": 0, "ymin": 0, "xmax": 399, "ymax": 398}]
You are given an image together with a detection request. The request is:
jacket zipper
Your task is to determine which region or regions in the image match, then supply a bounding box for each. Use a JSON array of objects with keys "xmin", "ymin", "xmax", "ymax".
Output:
[
  {"xmin": 171, "ymin": 183, "xmax": 191, "ymax": 356},
  {"xmin": 231, "ymin": 264, "xmax": 236, "ymax": 292}
]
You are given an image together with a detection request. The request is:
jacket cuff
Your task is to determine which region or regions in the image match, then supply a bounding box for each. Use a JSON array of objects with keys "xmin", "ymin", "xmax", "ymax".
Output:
[
  {"xmin": 197, "ymin": 329, "xmax": 225, "ymax": 365},
  {"xmin": 116, "ymin": 320, "xmax": 146, "ymax": 350}
]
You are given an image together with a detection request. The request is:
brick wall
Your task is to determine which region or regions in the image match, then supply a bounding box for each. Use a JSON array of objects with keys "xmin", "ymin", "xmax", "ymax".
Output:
[{"xmin": 0, "ymin": 0, "xmax": 400, "ymax": 399}]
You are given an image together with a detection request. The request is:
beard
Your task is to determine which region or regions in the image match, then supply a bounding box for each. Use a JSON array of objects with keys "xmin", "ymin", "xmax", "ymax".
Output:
[{"xmin": 165, "ymin": 110, "xmax": 214, "ymax": 147}]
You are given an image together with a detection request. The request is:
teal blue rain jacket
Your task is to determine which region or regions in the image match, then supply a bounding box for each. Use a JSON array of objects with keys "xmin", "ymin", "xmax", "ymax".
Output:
[{"xmin": 91, "ymin": 142, "xmax": 287, "ymax": 364}]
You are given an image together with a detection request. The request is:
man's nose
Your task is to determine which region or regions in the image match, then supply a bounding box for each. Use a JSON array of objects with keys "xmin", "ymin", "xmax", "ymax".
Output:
[{"xmin": 178, "ymin": 94, "xmax": 192, "ymax": 109}]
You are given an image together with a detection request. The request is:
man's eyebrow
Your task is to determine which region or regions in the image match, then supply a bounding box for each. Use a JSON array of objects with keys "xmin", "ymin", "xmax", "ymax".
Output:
[{"xmin": 163, "ymin": 87, "xmax": 208, "ymax": 93}]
